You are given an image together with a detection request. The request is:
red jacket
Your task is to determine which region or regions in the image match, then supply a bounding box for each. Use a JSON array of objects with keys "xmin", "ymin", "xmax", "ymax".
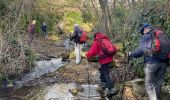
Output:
[
  {"xmin": 86, "ymin": 32, "xmax": 115, "ymax": 64},
  {"xmin": 28, "ymin": 24, "xmax": 35, "ymax": 34}
]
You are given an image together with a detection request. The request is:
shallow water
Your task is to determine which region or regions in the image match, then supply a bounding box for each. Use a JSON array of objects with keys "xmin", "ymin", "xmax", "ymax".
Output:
[
  {"xmin": 0, "ymin": 83, "xmax": 101, "ymax": 100},
  {"xmin": 15, "ymin": 58, "xmax": 66, "ymax": 86},
  {"xmin": 0, "ymin": 58, "xmax": 102, "ymax": 100}
]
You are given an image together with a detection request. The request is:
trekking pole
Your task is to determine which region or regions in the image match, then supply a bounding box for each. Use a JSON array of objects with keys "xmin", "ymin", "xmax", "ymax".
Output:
[
  {"xmin": 68, "ymin": 38, "xmax": 71, "ymax": 53},
  {"xmin": 86, "ymin": 59, "xmax": 90, "ymax": 100},
  {"xmin": 120, "ymin": 53, "xmax": 130, "ymax": 100},
  {"xmin": 68, "ymin": 34, "xmax": 72, "ymax": 53}
]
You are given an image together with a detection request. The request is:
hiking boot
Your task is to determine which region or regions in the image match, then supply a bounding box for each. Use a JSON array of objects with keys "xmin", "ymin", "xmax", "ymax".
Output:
[
  {"xmin": 99, "ymin": 82, "xmax": 106, "ymax": 90},
  {"xmin": 101, "ymin": 83, "xmax": 107, "ymax": 90},
  {"xmin": 107, "ymin": 88, "xmax": 119, "ymax": 97}
]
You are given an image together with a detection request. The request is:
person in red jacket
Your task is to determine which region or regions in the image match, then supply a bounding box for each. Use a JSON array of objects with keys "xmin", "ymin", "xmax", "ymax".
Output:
[
  {"xmin": 28, "ymin": 20, "xmax": 36, "ymax": 46},
  {"xmin": 85, "ymin": 32, "xmax": 118, "ymax": 96}
]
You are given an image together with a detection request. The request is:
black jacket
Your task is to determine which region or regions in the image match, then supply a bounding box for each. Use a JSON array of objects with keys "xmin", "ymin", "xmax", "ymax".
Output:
[{"xmin": 70, "ymin": 27, "xmax": 82, "ymax": 44}]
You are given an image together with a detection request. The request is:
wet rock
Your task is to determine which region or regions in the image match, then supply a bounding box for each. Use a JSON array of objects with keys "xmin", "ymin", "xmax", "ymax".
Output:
[
  {"xmin": 126, "ymin": 79, "xmax": 146, "ymax": 99},
  {"xmin": 69, "ymin": 88, "xmax": 79, "ymax": 96},
  {"xmin": 47, "ymin": 55, "xmax": 56, "ymax": 59},
  {"xmin": 61, "ymin": 53, "xmax": 70, "ymax": 62}
]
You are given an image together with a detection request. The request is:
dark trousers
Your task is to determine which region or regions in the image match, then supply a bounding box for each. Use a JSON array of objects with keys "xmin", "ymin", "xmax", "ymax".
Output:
[
  {"xmin": 42, "ymin": 30, "xmax": 47, "ymax": 37},
  {"xmin": 29, "ymin": 33, "xmax": 33, "ymax": 45},
  {"xmin": 99, "ymin": 63, "xmax": 114, "ymax": 90}
]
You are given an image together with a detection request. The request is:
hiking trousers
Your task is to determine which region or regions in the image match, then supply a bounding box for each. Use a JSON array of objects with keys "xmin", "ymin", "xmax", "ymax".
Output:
[
  {"xmin": 99, "ymin": 63, "xmax": 114, "ymax": 90},
  {"xmin": 43, "ymin": 30, "xmax": 47, "ymax": 38},
  {"xmin": 144, "ymin": 63, "xmax": 168, "ymax": 100},
  {"xmin": 74, "ymin": 43, "xmax": 82, "ymax": 64}
]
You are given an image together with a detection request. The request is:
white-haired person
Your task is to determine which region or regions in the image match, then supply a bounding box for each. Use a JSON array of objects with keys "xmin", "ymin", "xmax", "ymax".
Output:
[
  {"xmin": 28, "ymin": 20, "xmax": 36, "ymax": 45},
  {"xmin": 70, "ymin": 24, "xmax": 83, "ymax": 64}
]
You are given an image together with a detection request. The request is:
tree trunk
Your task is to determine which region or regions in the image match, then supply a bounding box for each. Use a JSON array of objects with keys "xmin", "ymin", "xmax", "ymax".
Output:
[{"xmin": 98, "ymin": 0, "xmax": 112, "ymax": 38}]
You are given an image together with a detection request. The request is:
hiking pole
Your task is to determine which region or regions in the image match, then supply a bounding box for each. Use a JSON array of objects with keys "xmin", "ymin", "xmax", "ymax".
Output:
[
  {"xmin": 86, "ymin": 59, "xmax": 90, "ymax": 100},
  {"xmin": 120, "ymin": 53, "xmax": 130, "ymax": 100}
]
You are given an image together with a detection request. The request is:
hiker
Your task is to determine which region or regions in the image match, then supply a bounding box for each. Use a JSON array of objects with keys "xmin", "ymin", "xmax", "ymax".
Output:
[
  {"xmin": 41, "ymin": 22, "xmax": 47, "ymax": 38},
  {"xmin": 128, "ymin": 23, "xmax": 170, "ymax": 100},
  {"xmin": 70, "ymin": 24, "xmax": 83, "ymax": 64},
  {"xmin": 85, "ymin": 32, "xmax": 118, "ymax": 96},
  {"xmin": 28, "ymin": 20, "xmax": 36, "ymax": 45}
]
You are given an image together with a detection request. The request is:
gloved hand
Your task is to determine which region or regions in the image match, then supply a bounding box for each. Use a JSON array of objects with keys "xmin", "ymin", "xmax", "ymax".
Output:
[
  {"xmin": 85, "ymin": 52, "xmax": 88, "ymax": 59},
  {"xmin": 126, "ymin": 52, "xmax": 131, "ymax": 57},
  {"xmin": 82, "ymin": 52, "xmax": 87, "ymax": 58}
]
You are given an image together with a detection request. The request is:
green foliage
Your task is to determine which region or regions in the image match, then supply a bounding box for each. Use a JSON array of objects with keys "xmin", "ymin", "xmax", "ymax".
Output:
[
  {"xmin": 165, "ymin": 68, "xmax": 170, "ymax": 85},
  {"xmin": 111, "ymin": 1, "xmax": 170, "ymax": 79},
  {"xmin": 63, "ymin": 11, "xmax": 83, "ymax": 32},
  {"xmin": 0, "ymin": 73, "xmax": 12, "ymax": 87},
  {"xmin": 133, "ymin": 60, "xmax": 145, "ymax": 78},
  {"xmin": 24, "ymin": 47, "xmax": 37, "ymax": 67},
  {"xmin": 9, "ymin": 33, "xmax": 18, "ymax": 45},
  {"xmin": 0, "ymin": 0, "xmax": 9, "ymax": 16},
  {"xmin": 82, "ymin": 11, "xmax": 93, "ymax": 23}
]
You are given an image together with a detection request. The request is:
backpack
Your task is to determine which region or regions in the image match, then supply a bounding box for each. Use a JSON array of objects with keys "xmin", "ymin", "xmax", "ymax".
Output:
[
  {"xmin": 98, "ymin": 39, "xmax": 117, "ymax": 56},
  {"xmin": 150, "ymin": 30, "xmax": 170, "ymax": 61},
  {"xmin": 79, "ymin": 30, "xmax": 88, "ymax": 43},
  {"xmin": 76, "ymin": 28, "xmax": 88, "ymax": 44}
]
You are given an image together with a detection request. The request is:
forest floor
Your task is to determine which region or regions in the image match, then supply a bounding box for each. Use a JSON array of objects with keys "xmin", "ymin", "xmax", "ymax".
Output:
[{"xmin": 22, "ymin": 34, "xmax": 68, "ymax": 60}]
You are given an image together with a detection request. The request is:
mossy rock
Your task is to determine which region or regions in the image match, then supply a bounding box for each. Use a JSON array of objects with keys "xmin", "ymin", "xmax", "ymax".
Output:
[
  {"xmin": 69, "ymin": 51, "xmax": 75, "ymax": 59},
  {"xmin": 165, "ymin": 67, "xmax": 170, "ymax": 85},
  {"xmin": 126, "ymin": 79, "xmax": 146, "ymax": 98},
  {"xmin": 132, "ymin": 80, "xmax": 146, "ymax": 97},
  {"xmin": 161, "ymin": 90, "xmax": 170, "ymax": 100},
  {"xmin": 61, "ymin": 53, "xmax": 70, "ymax": 61}
]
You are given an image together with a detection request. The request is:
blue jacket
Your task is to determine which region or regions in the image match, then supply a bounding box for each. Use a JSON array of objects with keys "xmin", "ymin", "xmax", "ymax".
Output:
[{"xmin": 130, "ymin": 31, "xmax": 160, "ymax": 64}]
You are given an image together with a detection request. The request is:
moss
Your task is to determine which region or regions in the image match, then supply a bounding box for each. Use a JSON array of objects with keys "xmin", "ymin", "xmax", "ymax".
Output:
[{"xmin": 63, "ymin": 11, "xmax": 83, "ymax": 32}]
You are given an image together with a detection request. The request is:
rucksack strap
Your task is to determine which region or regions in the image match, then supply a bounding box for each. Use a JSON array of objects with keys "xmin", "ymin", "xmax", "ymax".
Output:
[{"xmin": 150, "ymin": 30, "xmax": 161, "ymax": 53}]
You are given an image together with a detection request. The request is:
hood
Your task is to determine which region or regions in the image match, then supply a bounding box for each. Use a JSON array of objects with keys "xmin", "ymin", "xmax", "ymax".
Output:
[{"xmin": 94, "ymin": 32, "xmax": 109, "ymax": 40}]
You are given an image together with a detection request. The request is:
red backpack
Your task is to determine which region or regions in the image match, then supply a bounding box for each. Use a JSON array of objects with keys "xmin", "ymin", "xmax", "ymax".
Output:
[
  {"xmin": 79, "ymin": 29, "xmax": 88, "ymax": 43},
  {"xmin": 150, "ymin": 30, "xmax": 170, "ymax": 61},
  {"xmin": 98, "ymin": 39, "xmax": 117, "ymax": 56}
]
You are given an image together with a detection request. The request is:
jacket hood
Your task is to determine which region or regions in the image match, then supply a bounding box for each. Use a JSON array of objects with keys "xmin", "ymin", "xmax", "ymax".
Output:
[{"xmin": 94, "ymin": 32, "xmax": 109, "ymax": 40}]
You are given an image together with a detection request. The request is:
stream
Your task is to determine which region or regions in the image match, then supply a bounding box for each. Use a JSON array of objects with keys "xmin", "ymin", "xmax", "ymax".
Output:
[{"xmin": 0, "ymin": 58, "xmax": 102, "ymax": 100}]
